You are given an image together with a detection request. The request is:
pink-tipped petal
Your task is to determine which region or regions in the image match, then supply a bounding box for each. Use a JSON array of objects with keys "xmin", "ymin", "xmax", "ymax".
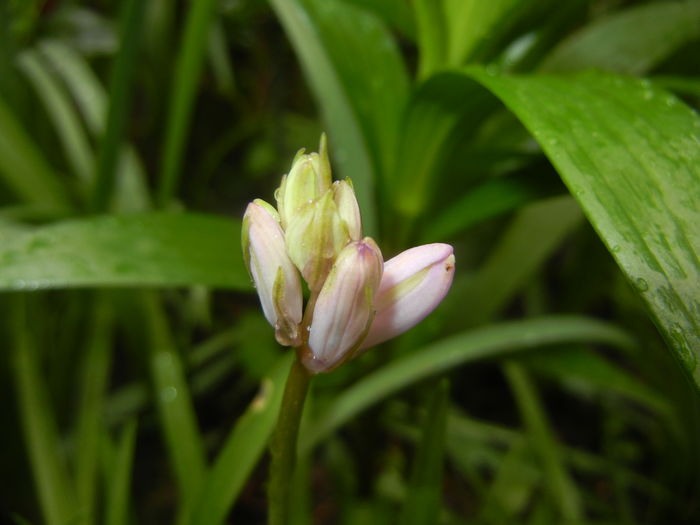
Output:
[
  {"xmin": 304, "ymin": 238, "xmax": 383, "ymax": 373},
  {"xmin": 361, "ymin": 243, "xmax": 455, "ymax": 349}
]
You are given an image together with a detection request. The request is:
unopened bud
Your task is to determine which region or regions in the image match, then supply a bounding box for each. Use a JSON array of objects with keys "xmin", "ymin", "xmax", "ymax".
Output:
[
  {"xmin": 242, "ymin": 199, "xmax": 303, "ymax": 346},
  {"xmin": 361, "ymin": 243, "xmax": 455, "ymax": 349},
  {"xmin": 285, "ymin": 189, "xmax": 350, "ymax": 291},
  {"xmin": 275, "ymin": 134, "xmax": 332, "ymax": 228},
  {"xmin": 303, "ymin": 238, "xmax": 383, "ymax": 373},
  {"xmin": 333, "ymin": 179, "xmax": 362, "ymax": 240}
]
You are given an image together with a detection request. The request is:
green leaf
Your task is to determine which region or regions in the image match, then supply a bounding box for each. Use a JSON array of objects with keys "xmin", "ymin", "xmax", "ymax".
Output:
[
  {"xmin": 399, "ymin": 379, "xmax": 449, "ymax": 525},
  {"xmin": 541, "ymin": 1, "xmax": 700, "ymax": 75},
  {"xmin": 157, "ymin": 0, "xmax": 218, "ymax": 205},
  {"xmin": 392, "ymin": 73, "xmax": 499, "ymax": 223},
  {"xmin": 0, "ymin": 96, "xmax": 71, "ymax": 210},
  {"xmin": 445, "ymin": 196, "xmax": 583, "ymax": 327},
  {"xmin": 503, "ymin": 362, "xmax": 582, "ymax": 521},
  {"xmin": 188, "ymin": 354, "xmax": 293, "ymax": 525},
  {"xmin": 104, "ymin": 421, "xmax": 137, "ymax": 525},
  {"xmin": 270, "ymin": 0, "xmax": 409, "ymax": 235},
  {"xmin": 92, "ymin": 0, "xmax": 147, "ymax": 211},
  {"xmin": 75, "ymin": 295, "xmax": 113, "ymax": 525},
  {"xmin": 0, "ymin": 212, "xmax": 249, "ymax": 290},
  {"xmin": 412, "ymin": 0, "xmax": 446, "ymax": 79},
  {"xmin": 17, "ymin": 49, "xmax": 94, "ymax": 185},
  {"xmin": 420, "ymin": 172, "xmax": 560, "ymax": 242},
  {"xmin": 443, "ymin": 0, "xmax": 525, "ymax": 66},
  {"xmin": 303, "ymin": 316, "xmax": 633, "ymax": 451},
  {"xmin": 469, "ymin": 69, "xmax": 700, "ymax": 385},
  {"xmin": 141, "ymin": 292, "xmax": 206, "ymax": 512},
  {"xmin": 11, "ymin": 296, "xmax": 77, "ymax": 525}
]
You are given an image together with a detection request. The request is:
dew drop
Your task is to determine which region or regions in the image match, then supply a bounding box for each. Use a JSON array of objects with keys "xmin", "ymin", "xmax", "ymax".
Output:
[
  {"xmin": 611, "ymin": 244, "xmax": 621, "ymax": 253},
  {"xmin": 160, "ymin": 386, "xmax": 178, "ymax": 403},
  {"xmin": 635, "ymin": 277, "xmax": 649, "ymax": 292}
]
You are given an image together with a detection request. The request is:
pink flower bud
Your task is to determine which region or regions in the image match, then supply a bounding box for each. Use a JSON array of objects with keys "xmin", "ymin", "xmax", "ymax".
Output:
[
  {"xmin": 361, "ymin": 243, "xmax": 455, "ymax": 349},
  {"xmin": 333, "ymin": 179, "xmax": 362, "ymax": 240},
  {"xmin": 303, "ymin": 238, "xmax": 383, "ymax": 373},
  {"xmin": 242, "ymin": 199, "xmax": 303, "ymax": 346}
]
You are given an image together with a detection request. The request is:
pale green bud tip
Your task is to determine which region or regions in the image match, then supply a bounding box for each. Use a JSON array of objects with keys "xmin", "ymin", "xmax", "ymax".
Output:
[
  {"xmin": 242, "ymin": 201, "xmax": 303, "ymax": 346},
  {"xmin": 276, "ymin": 140, "xmax": 332, "ymax": 228},
  {"xmin": 302, "ymin": 237, "xmax": 383, "ymax": 374},
  {"xmin": 333, "ymin": 179, "xmax": 362, "ymax": 240},
  {"xmin": 285, "ymin": 189, "xmax": 350, "ymax": 291},
  {"xmin": 360, "ymin": 243, "xmax": 455, "ymax": 350}
]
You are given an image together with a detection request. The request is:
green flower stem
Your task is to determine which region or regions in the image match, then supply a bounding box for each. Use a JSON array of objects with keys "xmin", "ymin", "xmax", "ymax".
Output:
[{"xmin": 268, "ymin": 356, "xmax": 312, "ymax": 525}]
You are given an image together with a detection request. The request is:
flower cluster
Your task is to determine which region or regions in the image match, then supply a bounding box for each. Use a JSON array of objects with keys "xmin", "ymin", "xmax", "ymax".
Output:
[{"xmin": 242, "ymin": 136, "xmax": 455, "ymax": 374}]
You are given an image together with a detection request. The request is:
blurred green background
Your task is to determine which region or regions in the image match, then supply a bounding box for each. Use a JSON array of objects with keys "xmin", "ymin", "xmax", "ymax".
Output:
[{"xmin": 1, "ymin": 0, "xmax": 700, "ymax": 523}]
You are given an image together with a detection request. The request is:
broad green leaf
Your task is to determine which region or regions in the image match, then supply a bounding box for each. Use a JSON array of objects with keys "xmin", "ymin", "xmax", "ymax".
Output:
[
  {"xmin": 541, "ymin": 1, "xmax": 700, "ymax": 75},
  {"xmin": 188, "ymin": 354, "xmax": 293, "ymax": 525},
  {"xmin": 469, "ymin": 69, "xmax": 700, "ymax": 385},
  {"xmin": 303, "ymin": 316, "xmax": 633, "ymax": 451},
  {"xmin": 0, "ymin": 213, "xmax": 249, "ymax": 290},
  {"xmin": 343, "ymin": 0, "xmax": 415, "ymax": 39},
  {"xmin": 270, "ymin": 0, "xmax": 409, "ymax": 235},
  {"xmin": 0, "ymin": 96, "xmax": 71, "ymax": 210}
]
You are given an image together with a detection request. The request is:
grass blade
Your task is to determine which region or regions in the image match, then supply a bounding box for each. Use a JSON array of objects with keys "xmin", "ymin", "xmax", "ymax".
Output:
[
  {"xmin": 11, "ymin": 296, "xmax": 77, "ymax": 525},
  {"xmin": 142, "ymin": 292, "xmax": 206, "ymax": 508},
  {"xmin": 91, "ymin": 0, "xmax": 147, "ymax": 211},
  {"xmin": 105, "ymin": 421, "xmax": 138, "ymax": 525},
  {"xmin": 17, "ymin": 49, "xmax": 94, "ymax": 185},
  {"xmin": 399, "ymin": 379, "xmax": 449, "ymax": 525},
  {"xmin": 0, "ymin": 96, "xmax": 71, "ymax": 210},
  {"xmin": 503, "ymin": 362, "xmax": 582, "ymax": 521},
  {"xmin": 157, "ymin": 0, "xmax": 218, "ymax": 206},
  {"xmin": 303, "ymin": 316, "xmax": 633, "ymax": 451},
  {"xmin": 74, "ymin": 295, "xmax": 113, "ymax": 524},
  {"xmin": 188, "ymin": 354, "xmax": 293, "ymax": 525}
]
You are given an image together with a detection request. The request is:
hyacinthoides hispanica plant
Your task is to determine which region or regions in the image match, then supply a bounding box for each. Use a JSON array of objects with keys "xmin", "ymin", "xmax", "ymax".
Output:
[{"xmin": 242, "ymin": 135, "xmax": 455, "ymax": 524}]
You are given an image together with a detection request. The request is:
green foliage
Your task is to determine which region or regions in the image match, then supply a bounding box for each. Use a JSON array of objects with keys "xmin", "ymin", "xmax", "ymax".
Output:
[{"xmin": 2, "ymin": 0, "xmax": 699, "ymax": 523}]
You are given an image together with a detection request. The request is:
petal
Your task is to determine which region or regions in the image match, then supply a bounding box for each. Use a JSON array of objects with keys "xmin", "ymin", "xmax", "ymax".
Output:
[
  {"xmin": 333, "ymin": 179, "xmax": 362, "ymax": 240},
  {"xmin": 243, "ymin": 200, "xmax": 303, "ymax": 345},
  {"xmin": 361, "ymin": 243, "xmax": 455, "ymax": 349},
  {"xmin": 303, "ymin": 238, "xmax": 383, "ymax": 373}
]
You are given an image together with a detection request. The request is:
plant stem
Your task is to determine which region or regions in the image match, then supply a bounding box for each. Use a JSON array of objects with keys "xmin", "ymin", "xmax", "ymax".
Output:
[{"xmin": 268, "ymin": 356, "xmax": 312, "ymax": 525}]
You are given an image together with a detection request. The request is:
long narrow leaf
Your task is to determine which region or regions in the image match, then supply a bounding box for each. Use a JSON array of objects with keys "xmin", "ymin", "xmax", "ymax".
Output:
[
  {"xmin": 188, "ymin": 354, "xmax": 293, "ymax": 525},
  {"xmin": 541, "ymin": 1, "xmax": 700, "ymax": 74},
  {"xmin": 157, "ymin": 0, "xmax": 218, "ymax": 205},
  {"xmin": 303, "ymin": 316, "xmax": 633, "ymax": 451},
  {"xmin": 0, "ymin": 213, "xmax": 249, "ymax": 290},
  {"xmin": 105, "ymin": 421, "xmax": 137, "ymax": 525},
  {"xmin": 11, "ymin": 297, "xmax": 77, "ymax": 525}
]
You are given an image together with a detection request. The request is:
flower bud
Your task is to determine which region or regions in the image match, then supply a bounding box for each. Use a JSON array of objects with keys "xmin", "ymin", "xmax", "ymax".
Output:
[
  {"xmin": 361, "ymin": 243, "xmax": 455, "ymax": 349},
  {"xmin": 275, "ymin": 134, "xmax": 332, "ymax": 228},
  {"xmin": 302, "ymin": 238, "xmax": 383, "ymax": 374},
  {"xmin": 242, "ymin": 199, "xmax": 303, "ymax": 346},
  {"xmin": 333, "ymin": 179, "xmax": 362, "ymax": 240},
  {"xmin": 285, "ymin": 189, "xmax": 350, "ymax": 291}
]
